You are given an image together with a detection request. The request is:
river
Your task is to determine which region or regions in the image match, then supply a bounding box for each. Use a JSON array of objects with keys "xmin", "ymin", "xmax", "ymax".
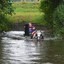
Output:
[{"xmin": 0, "ymin": 31, "xmax": 64, "ymax": 64}]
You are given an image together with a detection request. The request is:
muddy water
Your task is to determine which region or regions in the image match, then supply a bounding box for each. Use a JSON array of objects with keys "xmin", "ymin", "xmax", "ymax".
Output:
[{"xmin": 0, "ymin": 31, "xmax": 64, "ymax": 64}]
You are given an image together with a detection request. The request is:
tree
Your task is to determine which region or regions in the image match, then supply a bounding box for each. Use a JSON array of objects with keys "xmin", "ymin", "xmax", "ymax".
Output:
[
  {"xmin": 53, "ymin": 3, "xmax": 64, "ymax": 37},
  {"xmin": 40, "ymin": 0, "xmax": 64, "ymax": 38},
  {"xmin": 40, "ymin": 0, "xmax": 62, "ymax": 28},
  {"xmin": 0, "ymin": 0, "xmax": 13, "ymax": 15},
  {"xmin": 0, "ymin": 0, "xmax": 14, "ymax": 31}
]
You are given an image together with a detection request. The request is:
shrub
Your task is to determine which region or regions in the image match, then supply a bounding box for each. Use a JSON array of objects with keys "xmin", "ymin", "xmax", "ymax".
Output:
[
  {"xmin": 0, "ymin": 14, "xmax": 12, "ymax": 31},
  {"xmin": 53, "ymin": 3, "xmax": 64, "ymax": 37}
]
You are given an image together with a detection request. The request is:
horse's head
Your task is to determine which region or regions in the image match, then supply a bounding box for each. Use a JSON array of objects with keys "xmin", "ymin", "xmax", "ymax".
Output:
[
  {"xmin": 36, "ymin": 31, "xmax": 41, "ymax": 40},
  {"xmin": 31, "ymin": 30, "xmax": 44, "ymax": 41}
]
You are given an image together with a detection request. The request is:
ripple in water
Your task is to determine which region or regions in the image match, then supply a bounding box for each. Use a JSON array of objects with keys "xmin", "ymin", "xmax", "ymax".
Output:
[{"xmin": 1, "ymin": 31, "xmax": 63, "ymax": 64}]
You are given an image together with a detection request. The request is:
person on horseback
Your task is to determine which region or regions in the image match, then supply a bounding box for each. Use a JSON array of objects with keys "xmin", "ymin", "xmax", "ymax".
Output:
[
  {"xmin": 29, "ymin": 22, "xmax": 33, "ymax": 35},
  {"xmin": 31, "ymin": 26, "xmax": 37, "ymax": 38},
  {"xmin": 29, "ymin": 23, "xmax": 37, "ymax": 38},
  {"xmin": 24, "ymin": 22, "xmax": 37, "ymax": 38}
]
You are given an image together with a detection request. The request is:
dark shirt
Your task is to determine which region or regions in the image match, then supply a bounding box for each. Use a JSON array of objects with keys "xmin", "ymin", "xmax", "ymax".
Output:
[{"xmin": 24, "ymin": 23, "xmax": 29, "ymax": 36}]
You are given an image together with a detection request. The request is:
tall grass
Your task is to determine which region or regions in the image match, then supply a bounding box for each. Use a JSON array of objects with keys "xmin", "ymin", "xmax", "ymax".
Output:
[
  {"xmin": 9, "ymin": 2, "xmax": 45, "ymax": 25},
  {"xmin": 12, "ymin": 2, "xmax": 39, "ymax": 12}
]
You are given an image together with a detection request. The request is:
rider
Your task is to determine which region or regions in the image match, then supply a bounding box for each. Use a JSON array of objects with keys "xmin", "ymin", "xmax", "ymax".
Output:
[
  {"xmin": 31, "ymin": 26, "xmax": 36, "ymax": 38},
  {"xmin": 29, "ymin": 23, "xmax": 36, "ymax": 38},
  {"xmin": 24, "ymin": 22, "xmax": 36, "ymax": 37},
  {"xmin": 29, "ymin": 22, "xmax": 33, "ymax": 35}
]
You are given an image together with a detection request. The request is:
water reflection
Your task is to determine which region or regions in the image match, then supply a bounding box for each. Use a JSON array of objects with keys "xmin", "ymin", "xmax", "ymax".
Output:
[
  {"xmin": 46, "ymin": 40, "xmax": 64, "ymax": 64},
  {"xmin": 1, "ymin": 37, "xmax": 48, "ymax": 64},
  {"xmin": 0, "ymin": 31, "xmax": 64, "ymax": 64}
]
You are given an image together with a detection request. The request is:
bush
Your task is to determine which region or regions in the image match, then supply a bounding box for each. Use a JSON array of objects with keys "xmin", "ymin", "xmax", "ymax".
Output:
[
  {"xmin": 0, "ymin": 14, "xmax": 12, "ymax": 31},
  {"xmin": 53, "ymin": 3, "xmax": 64, "ymax": 37}
]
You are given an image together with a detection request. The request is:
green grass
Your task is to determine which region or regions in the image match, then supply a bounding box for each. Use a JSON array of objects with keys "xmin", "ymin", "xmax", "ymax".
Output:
[
  {"xmin": 15, "ymin": 8, "xmax": 39, "ymax": 12},
  {"xmin": 13, "ymin": 2, "xmax": 40, "ymax": 12},
  {"xmin": 9, "ymin": 2, "xmax": 45, "ymax": 25}
]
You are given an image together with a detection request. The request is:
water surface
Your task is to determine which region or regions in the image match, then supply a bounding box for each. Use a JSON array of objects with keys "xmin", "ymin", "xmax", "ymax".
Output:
[{"xmin": 0, "ymin": 31, "xmax": 64, "ymax": 64}]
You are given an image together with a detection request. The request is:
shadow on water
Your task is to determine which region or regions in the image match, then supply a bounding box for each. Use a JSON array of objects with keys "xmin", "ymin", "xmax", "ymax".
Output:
[
  {"xmin": 0, "ymin": 31, "xmax": 64, "ymax": 64},
  {"xmin": 46, "ymin": 40, "xmax": 64, "ymax": 64}
]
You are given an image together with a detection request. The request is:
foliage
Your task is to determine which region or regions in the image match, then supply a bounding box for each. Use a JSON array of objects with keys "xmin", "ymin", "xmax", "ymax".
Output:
[
  {"xmin": 40, "ymin": 0, "xmax": 64, "ymax": 38},
  {"xmin": 53, "ymin": 3, "xmax": 64, "ymax": 37},
  {"xmin": 12, "ymin": 2, "xmax": 39, "ymax": 12},
  {"xmin": 40, "ymin": 0, "xmax": 62, "ymax": 28},
  {"xmin": 8, "ymin": 12, "xmax": 44, "ymax": 25},
  {"xmin": 0, "ymin": 14, "xmax": 12, "ymax": 31},
  {"xmin": 0, "ymin": 0, "xmax": 14, "ymax": 31},
  {"xmin": 0, "ymin": 0, "xmax": 14, "ymax": 15},
  {"xmin": 9, "ymin": 2, "xmax": 45, "ymax": 25}
]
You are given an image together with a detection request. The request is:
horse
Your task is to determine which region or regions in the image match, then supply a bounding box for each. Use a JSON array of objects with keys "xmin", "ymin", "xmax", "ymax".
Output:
[{"xmin": 31, "ymin": 30, "xmax": 44, "ymax": 40}]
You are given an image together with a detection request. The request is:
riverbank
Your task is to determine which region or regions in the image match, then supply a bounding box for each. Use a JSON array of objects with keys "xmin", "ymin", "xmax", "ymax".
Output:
[
  {"xmin": 10, "ymin": 22, "xmax": 47, "ymax": 31},
  {"xmin": 0, "ymin": 2, "xmax": 45, "ymax": 32}
]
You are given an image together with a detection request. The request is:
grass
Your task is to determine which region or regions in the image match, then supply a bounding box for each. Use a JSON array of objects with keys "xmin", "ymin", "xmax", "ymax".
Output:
[
  {"xmin": 9, "ymin": 2, "xmax": 45, "ymax": 25},
  {"xmin": 12, "ymin": 2, "xmax": 40, "ymax": 12}
]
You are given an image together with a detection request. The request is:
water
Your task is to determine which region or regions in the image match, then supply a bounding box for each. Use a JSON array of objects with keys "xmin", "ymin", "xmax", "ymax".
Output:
[{"xmin": 0, "ymin": 31, "xmax": 64, "ymax": 64}]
